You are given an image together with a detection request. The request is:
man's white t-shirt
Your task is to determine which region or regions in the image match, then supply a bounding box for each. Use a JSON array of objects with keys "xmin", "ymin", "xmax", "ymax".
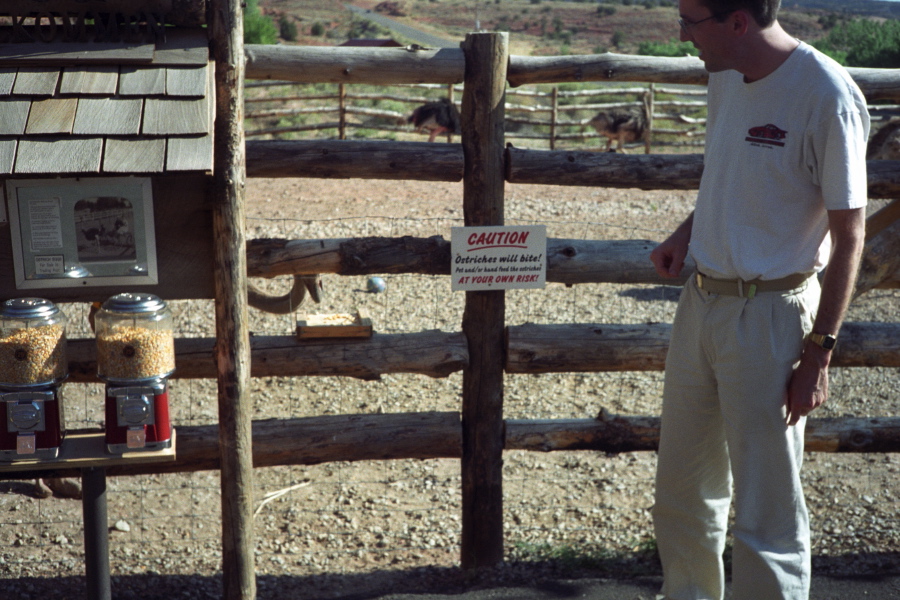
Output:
[{"xmin": 689, "ymin": 42, "xmax": 870, "ymax": 282}]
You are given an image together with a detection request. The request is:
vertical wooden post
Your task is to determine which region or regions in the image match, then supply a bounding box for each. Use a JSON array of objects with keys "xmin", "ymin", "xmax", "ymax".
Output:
[
  {"xmin": 645, "ymin": 85, "xmax": 654, "ymax": 154},
  {"xmin": 447, "ymin": 82, "xmax": 455, "ymax": 143},
  {"xmin": 550, "ymin": 86, "xmax": 558, "ymax": 150},
  {"xmin": 210, "ymin": 1, "xmax": 255, "ymax": 598},
  {"xmin": 460, "ymin": 31, "xmax": 508, "ymax": 570},
  {"xmin": 339, "ymin": 83, "xmax": 347, "ymax": 140}
]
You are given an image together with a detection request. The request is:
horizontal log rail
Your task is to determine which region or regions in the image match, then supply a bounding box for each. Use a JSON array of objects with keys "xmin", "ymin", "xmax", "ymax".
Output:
[
  {"xmin": 244, "ymin": 45, "xmax": 466, "ymax": 85},
  {"xmin": 505, "ymin": 322, "xmax": 900, "ymax": 372},
  {"xmin": 245, "ymin": 47, "xmax": 900, "ymax": 102},
  {"xmin": 246, "ymin": 140, "xmax": 464, "ymax": 181},
  {"xmin": 244, "ymin": 139, "xmax": 900, "ymax": 199},
  {"xmin": 4, "ymin": 411, "xmax": 896, "ymax": 480},
  {"xmin": 245, "ymin": 235, "xmax": 900, "ymax": 292},
  {"xmin": 66, "ymin": 331, "xmax": 468, "ymax": 382},
  {"xmin": 61, "ymin": 321, "xmax": 900, "ymax": 385},
  {"xmin": 246, "ymin": 236, "xmax": 679, "ymax": 284}
]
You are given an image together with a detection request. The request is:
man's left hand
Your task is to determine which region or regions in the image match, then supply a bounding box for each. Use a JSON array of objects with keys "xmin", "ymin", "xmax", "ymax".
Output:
[{"xmin": 786, "ymin": 347, "xmax": 830, "ymax": 426}]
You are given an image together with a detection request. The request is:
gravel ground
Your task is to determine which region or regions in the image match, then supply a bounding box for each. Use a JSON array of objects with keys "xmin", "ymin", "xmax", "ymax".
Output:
[{"xmin": 0, "ymin": 177, "xmax": 898, "ymax": 599}]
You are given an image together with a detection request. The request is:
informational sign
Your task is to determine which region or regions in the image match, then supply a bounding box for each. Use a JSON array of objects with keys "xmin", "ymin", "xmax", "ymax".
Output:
[
  {"xmin": 451, "ymin": 225, "xmax": 547, "ymax": 291},
  {"xmin": 6, "ymin": 177, "xmax": 158, "ymax": 289}
]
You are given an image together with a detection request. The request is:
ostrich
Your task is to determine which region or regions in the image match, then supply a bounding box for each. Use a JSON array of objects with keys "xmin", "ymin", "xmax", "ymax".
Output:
[
  {"xmin": 589, "ymin": 105, "xmax": 649, "ymax": 153},
  {"xmin": 81, "ymin": 223, "xmax": 106, "ymax": 248},
  {"xmin": 407, "ymin": 98, "xmax": 461, "ymax": 142}
]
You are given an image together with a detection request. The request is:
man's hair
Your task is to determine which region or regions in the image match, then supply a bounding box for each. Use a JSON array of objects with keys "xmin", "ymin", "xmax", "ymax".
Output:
[{"xmin": 701, "ymin": 0, "xmax": 781, "ymax": 28}]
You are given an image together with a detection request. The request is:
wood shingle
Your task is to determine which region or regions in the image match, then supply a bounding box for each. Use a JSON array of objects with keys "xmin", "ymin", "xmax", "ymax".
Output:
[{"xmin": 0, "ymin": 29, "xmax": 214, "ymax": 175}]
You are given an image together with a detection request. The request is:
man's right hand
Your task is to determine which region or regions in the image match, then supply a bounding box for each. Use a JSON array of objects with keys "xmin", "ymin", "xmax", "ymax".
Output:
[{"xmin": 650, "ymin": 215, "xmax": 693, "ymax": 279}]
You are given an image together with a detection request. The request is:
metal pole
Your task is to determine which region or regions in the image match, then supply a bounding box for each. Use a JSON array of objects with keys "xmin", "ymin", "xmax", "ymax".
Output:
[{"xmin": 82, "ymin": 466, "xmax": 111, "ymax": 600}]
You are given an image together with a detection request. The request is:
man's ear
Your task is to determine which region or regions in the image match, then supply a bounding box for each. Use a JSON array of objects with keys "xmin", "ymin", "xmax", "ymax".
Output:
[{"xmin": 730, "ymin": 9, "xmax": 751, "ymax": 36}]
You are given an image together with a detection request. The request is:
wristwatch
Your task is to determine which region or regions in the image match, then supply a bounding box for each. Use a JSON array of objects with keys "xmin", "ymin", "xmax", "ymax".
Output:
[{"xmin": 808, "ymin": 332, "xmax": 837, "ymax": 351}]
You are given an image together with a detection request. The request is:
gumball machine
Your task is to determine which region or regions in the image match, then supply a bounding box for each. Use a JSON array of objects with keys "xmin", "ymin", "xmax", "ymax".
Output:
[
  {"xmin": 0, "ymin": 298, "xmax": 68, "ymax": 460},
  {"xmin": 94, "ymin": 293, "xmax": 174, "ymax": 453}
]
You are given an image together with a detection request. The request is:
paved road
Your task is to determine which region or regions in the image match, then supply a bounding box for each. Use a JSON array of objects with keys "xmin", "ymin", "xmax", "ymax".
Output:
[{"xmin": 345, "ymin": 4, "xmax": 461, "ymax": 48}]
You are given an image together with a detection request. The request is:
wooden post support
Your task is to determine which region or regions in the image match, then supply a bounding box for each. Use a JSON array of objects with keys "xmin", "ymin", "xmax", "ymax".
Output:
[
  {"xmin": 210, "ymin": 1, "xmax": 256, "ymax": 599},
  {"xmin": 460, "ymin": 31, "xmax": 508, "ymax": 570},
  {"xmin": 550, "ymin": 86, "xmax": 558, "ymax": 151},
  {"xmin": 645, "ymin": 85, "xmax": 654, "ymax": 154},
  {"xmin": 339, "ymin": 83, "xmax": 347, "ymax": 141},
  {"xmin": 447, "ymin": 82, "xmax": 455, "ymax": 143}
]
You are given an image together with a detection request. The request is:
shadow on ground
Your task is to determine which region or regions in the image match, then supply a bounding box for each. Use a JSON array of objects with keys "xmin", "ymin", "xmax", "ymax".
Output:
[{"xmin": 2, "ymin": 554, "xmax": 898, "ymax": 600}]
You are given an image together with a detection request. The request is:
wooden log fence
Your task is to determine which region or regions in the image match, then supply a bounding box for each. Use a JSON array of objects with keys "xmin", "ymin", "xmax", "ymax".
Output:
[
  {"xmin": 239, "ymin": 45, "xmax": 900, "ymax": 575},
  {"xmin": 56, "ymin": 321, "xmax": 900, "ymax": 384},
  {"xmin": 244, "ymin": 81, "xmax": 717, "ymax": 150},
  {"xmin": 4, "ymin": 412, "xmax": 899, "ymax": 482},
  {"xmin": 211, "ymin": 0, "xmax": 255, "ymax": 597},
  {"xmin": 3, "ymin": 39, "xmax": 893, "ymax": 592}
]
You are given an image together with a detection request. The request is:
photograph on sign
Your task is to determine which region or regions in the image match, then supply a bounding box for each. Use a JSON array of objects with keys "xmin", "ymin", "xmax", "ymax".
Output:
[
  {"xmin": 451, "ymin": 225, "xmax": 547, "ymax": 291},
  {"xmin": 6, "ymin": 177, "xmax": 158, "ymax": 289}
]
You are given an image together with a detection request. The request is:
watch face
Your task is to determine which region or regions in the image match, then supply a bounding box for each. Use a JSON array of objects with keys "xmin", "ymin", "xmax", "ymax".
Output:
[{"xmin": 822, "ymin": 335, "xmax": 837, "ymax": 350}]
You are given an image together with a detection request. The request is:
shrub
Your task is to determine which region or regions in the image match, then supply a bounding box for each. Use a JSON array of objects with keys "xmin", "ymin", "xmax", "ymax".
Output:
[
  {"xmin": 244, "ymin": 0, "xmax": 278, "ymax": 45},
  {"xmin": 279, "ymin": 16, "xmax": 298, "ymax": 41}
]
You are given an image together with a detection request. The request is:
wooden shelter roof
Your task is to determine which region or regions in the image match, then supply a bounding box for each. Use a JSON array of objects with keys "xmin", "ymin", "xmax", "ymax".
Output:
[{"xmin": 0, "ymin": 30, "xmax": 214, "ymax": 176}]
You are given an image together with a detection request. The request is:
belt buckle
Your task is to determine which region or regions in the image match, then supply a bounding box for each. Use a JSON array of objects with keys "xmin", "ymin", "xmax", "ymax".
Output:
[{"xmin": 695, "ymin": 272, "xmax": 704, "ymax": 290}]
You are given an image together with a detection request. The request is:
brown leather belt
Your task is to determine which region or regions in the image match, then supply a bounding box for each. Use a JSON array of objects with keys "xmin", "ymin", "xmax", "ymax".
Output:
[{"xmin": 695, "ymin": 271, "xmax": 812, "ymax": 299}]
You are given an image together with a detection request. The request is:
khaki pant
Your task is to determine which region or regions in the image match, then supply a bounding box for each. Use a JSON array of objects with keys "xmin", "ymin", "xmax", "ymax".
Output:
[{"xmin": 653, "ymin": 274, "xmax": 819, "ymax": 600}]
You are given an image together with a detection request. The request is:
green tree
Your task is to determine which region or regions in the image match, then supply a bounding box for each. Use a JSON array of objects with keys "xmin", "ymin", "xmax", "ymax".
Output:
[
  {"xmin": 244, "ymin": 0, "xmax": 278, "ymax": 45},
  {"xmin": 637, "ymin": 39, "xmax": 698, "ymax": 57},
  {"xmin": 813, "ymin": 18, "xmax": 900, "ymax": 68}
]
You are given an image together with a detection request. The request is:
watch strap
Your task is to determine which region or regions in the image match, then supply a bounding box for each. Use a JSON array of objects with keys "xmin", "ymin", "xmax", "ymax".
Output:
[{"xmin": 808, "ymin": 332, "xmax": 837, "ymax": 350}]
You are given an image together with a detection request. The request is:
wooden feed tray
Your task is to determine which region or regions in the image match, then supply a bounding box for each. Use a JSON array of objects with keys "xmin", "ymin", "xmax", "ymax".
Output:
[
  {"xmin": 0, "ymin": 429, "xmax": 176, "ymax": 473},
  {"xmin": 297, "ymin": 310, "xmax": 373, "ymax": 339}
]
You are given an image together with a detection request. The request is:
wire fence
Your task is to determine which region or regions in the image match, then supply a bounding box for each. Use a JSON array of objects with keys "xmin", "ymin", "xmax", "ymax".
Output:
[{"xmin": 244, "ymin": 81, "xmax": 900, "ymax": 153}]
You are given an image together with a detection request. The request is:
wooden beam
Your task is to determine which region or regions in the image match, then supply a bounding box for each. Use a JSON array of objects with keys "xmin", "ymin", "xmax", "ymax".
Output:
[
  {"xmin": 504, "ymin": 322, "xmax": 900, "ymax": 374},
  {"xmin": 243, "ymin": 141, "xmax": 900, "ymax": 200},
  {"xmin": 61, "ymin": 321, "xmax": 898, "ymax": 383},
  {"xmin": 460, "ymin": 31, "xmax": 508, "ymax": 571},
  {"xmin": 855, "ymin": 218, "xmax": 900, "ymax": 299},
  {"xmin": 246, "ymin": 139, "xmax": 463, "ymax": 181},
  {"xmin": 245, "ymin": 45, "xmax": 465, "ymax": 85},
  {"xmin": 210, "ymin": 0, "xmax": 254, "ymax": 597},
  {"xmin": 5, "ymin": 412, "xmax": 898, "ymax": 480},
  {"xmin": 243, "ymin": 47, "xmax": 900, "ymax": 101},
  {"xmin": 245, "ymin": 236, "xmax": 684, "ymax": 284},
  {"xmin": 508, "ymin": 53, "xmax": 710, "ymax": 88},
  {"xmin": 866, "ymin": 198, "xmax": 900, "ymax": 241}
]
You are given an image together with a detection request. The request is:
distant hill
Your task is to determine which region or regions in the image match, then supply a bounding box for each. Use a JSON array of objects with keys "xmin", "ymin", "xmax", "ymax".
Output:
[
  {"xmin": 263, "ymin": 0, "xmax": 896, "ymax": 56},
  {"xmin": 786, "ymin": 0, "xmax": 900, "ymax": 18}
]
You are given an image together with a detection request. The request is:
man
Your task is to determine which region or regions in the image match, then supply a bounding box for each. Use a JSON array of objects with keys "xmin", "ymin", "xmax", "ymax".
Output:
[{"xmin": 649, "ymin": 1, "xmax": 869, "ymax": 599}]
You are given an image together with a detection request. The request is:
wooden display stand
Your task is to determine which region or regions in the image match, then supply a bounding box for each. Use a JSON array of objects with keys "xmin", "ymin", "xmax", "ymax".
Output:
[{"xmin": 0, "ymin": 430, "xmax": 176, "ymax": 600}]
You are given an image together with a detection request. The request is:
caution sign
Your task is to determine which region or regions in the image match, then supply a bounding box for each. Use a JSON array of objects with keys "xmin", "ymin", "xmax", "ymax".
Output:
[{"xmin": 451, "ymin": 225, "xmax": 547, "ymax": 291}]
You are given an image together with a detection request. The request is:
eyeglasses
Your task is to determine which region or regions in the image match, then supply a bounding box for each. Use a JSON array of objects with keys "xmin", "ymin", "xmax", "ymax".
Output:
[{"xmin": 678, "ymin": 12, "xmax": 728, "ymax": 33}]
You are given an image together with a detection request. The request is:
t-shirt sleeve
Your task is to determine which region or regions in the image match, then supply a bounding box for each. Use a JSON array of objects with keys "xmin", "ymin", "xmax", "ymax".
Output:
[{"xmin": 817, "ymin": 107, "xmax": 869, "ymax": 211}]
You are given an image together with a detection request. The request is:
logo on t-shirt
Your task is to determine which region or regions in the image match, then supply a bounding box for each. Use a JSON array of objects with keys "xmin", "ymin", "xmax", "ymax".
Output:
[{"xmin": 746, "ymin": 124, "xmax": 787, "ymax": 147}]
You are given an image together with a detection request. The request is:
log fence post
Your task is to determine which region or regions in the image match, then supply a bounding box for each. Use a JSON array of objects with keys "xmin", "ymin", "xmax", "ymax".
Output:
[
  {"xmin": 550, "ymin": 86, "xmax": 558, "ymax": 150},
  {"xmin": 460, "ymin": 31, "xmax": 509, "ymax": 570},
  {"xmin": 210, "ymin": 0, "xmax": 256, "ymax": 598},
  {"xmin": 339, "ymin": 83, "xmax": 347, "ymax": 140}
]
